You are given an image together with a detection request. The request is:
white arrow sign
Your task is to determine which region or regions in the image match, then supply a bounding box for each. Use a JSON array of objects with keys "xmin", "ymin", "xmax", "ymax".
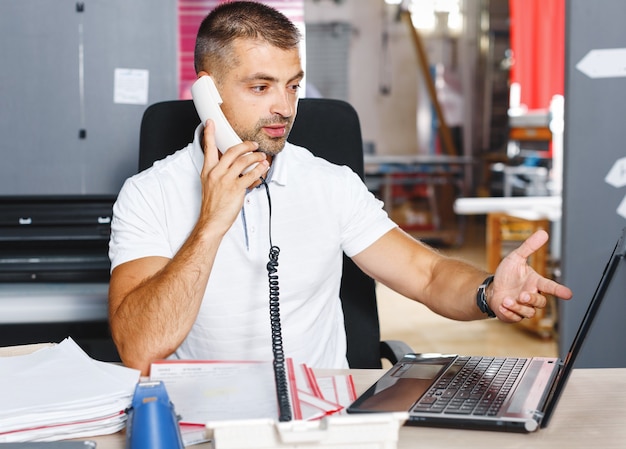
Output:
[
  {"xmin": 576, "ymin": 48, "xmax": 626, "ymax": 79},
  {"xmin": 606, "ymin": 157, "xmax": 626, "ymax": 220},
  {"xmin": 605, "ymin": 157, "xmax": 626, "ymax": 188},
  {"xmin": 617, "ymin": 196, "xmax": 626, "ymax": 220}
]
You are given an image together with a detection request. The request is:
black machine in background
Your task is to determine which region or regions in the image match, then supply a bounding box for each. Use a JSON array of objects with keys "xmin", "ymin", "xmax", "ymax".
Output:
[
  {"xmin": 0, "ymin": 195, "xmax": 114, "ymax": 283},
  {"xmin": 0, "ymin": 195, "xmax": 118, "ymax": 360}
]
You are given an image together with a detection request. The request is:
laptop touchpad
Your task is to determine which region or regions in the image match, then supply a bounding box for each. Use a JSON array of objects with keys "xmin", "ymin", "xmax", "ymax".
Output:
[{"xmin": 353, "ymin": 357, "xmax": 453, "ymax": 412}]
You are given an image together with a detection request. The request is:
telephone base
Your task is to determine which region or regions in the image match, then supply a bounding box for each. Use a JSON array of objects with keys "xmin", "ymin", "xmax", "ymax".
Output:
[{"xmin": 205, "ymin": 412, "xmax": 408, "ymax": 449}]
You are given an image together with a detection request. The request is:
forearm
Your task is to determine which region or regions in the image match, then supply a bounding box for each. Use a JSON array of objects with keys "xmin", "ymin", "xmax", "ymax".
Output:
[
  {"xmin": 420, "ymin": 256, "xmax": 491, "ymax": 321},
  {"xmin": 109, "ymin": 225, "xmax": 223, "ymax": 374},
  {"xmin": 357, "ymin": 228, "xmax": 568, "ymax": 325},
  {"xmin": 354, "ymin": 229, "xmax": 491, "ymax": 321}
]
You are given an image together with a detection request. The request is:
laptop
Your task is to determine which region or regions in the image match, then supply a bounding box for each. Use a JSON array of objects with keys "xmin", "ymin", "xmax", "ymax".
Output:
[{"xmin": 347, "ymin": 227, "xmax": 626, "ymax": 433}]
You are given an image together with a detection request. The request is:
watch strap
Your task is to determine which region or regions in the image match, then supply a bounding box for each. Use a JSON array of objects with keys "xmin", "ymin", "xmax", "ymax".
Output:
[{"xmin": 477, "ymin": 275, "xmax": 496, "ymax": 318}]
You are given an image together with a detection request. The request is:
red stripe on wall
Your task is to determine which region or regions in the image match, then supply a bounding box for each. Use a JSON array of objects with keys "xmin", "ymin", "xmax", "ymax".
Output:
[{"xmin": 178, "ymin": 0, "xmax": 303, "ymax": 99}]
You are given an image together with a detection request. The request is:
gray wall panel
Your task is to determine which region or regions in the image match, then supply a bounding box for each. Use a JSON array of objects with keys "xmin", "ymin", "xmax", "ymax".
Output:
[
  {"xmin": 561, "ymin": 0, "xmax": 626, "ymax": 367},
  {"xmin": 0, "ymin": 0, "xmax": 178, "ymax": 196}
]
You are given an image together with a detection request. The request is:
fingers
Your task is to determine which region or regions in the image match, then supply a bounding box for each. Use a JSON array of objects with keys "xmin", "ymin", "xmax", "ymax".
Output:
[
  {"xmin": 493, "ymin": 272, "xmax": 572, "ymax": 323},
  {"xmin": 201, "ymin": 119, "xmax": 220, "ymax": 176},
  {"xmin": 498, "ymin": 291, "xmax": 547, "ymax": 322},
  {"xmin": 201, "ymin": 119, "xmax": 267, "ymax": 178},
  {"xmin": 536, "ymin": 276, "xmax": 574, "ymax": 300},
  {"xmin": 498, "ymin": 297, "xmax": 535, "ymax": 322},
  {"xmin": 239, "ymin": 156, "xmax": 270, "ymax": 182},
  {"xmin": 492, "ymin": 229, "xmax": 573, "ymax": 323},
  {"xmin": 513, "ymin": 229, "xmax": 549, "ymax": 260}
]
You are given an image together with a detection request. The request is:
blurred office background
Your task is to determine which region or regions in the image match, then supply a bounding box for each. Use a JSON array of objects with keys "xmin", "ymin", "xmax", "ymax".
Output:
[{"xmin": 1, "ymin": 0, "xmax": 625, "ymax": 368}]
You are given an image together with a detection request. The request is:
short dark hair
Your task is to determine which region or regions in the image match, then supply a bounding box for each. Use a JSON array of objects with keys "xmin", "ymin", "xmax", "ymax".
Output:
[{"xmin": 194, "ymin": 1, "xmax": 302, "ymax": 76}]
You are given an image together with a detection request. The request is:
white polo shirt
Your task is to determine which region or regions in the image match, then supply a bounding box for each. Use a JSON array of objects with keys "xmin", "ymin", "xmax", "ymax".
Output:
[{"xmin": 109, "ymin": 125, "xmax": 396, "ymax": 368}]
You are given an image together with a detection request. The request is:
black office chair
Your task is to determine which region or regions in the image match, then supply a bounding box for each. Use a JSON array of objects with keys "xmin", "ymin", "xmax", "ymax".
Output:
[{"xmin": 138, "ymin": 98, "xmax": 413, "ymax": 368}]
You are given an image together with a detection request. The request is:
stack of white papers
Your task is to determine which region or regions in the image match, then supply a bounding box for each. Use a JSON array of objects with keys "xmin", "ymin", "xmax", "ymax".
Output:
[
  {"xmin": 0, "ymin": 338, "xmax": 140, "ymax": 442},
  {"xmin": 150, "ymin": 358, "xmax": 356, "ymax": 426}
]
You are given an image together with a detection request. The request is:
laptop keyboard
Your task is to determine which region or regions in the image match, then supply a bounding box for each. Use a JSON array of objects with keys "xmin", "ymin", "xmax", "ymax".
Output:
[{"xmin": 412, "ymin": 356, "xmax": 528, "ymax": 416}]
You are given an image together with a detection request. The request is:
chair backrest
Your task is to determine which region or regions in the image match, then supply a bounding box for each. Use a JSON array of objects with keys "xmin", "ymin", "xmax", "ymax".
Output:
[{"xmin": 138, "ymin": 98, "xmax": 384, "ymax": 368}]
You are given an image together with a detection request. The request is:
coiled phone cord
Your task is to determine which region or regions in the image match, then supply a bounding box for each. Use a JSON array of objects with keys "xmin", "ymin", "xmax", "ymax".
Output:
[{"xmin": 260, "ymin": 178, "xmax": 292, "ymax": 422}]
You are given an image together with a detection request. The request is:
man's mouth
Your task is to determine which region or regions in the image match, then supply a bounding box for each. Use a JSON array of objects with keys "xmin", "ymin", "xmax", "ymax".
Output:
[{"xmin": 263, "ymin": 125, "xmax": 287, "ymax": 138}]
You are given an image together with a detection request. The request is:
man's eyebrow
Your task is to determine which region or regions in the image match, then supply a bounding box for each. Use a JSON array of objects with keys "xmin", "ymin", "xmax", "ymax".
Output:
[
  {"xmin": 242, "ymin": 73, "xmax": 274, "ymax": 83},
  {"xmin": 290, "ymin": 71, "xmax": 305, "ymax": 83},
  {"xmin": 242, "ymin": 71, "xmax": 305, "ymax": 84}
]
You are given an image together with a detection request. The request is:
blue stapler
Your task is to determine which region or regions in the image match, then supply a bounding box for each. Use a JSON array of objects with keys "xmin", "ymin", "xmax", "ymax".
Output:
[{"xmin": 126, "ymin": 381, "xmax": 184, "ymax": 449}]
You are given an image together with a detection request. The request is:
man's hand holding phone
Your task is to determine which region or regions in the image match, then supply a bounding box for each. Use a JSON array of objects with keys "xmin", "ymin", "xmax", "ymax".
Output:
[
  {"xmin": 192, "ymin": 75, "xmax": 269, "ymax": 233},
  {"xmin": 198, "ymin": 119, "xmax": 269, "ymax": 235}
]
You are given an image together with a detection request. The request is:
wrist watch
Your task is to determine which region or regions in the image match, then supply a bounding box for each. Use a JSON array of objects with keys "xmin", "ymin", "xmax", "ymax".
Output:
[{"xmin": 476, "ymin": 275, "xmax": 496, "ymax": 318}]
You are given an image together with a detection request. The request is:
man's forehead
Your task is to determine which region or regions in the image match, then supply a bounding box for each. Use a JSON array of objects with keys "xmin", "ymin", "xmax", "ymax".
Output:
[
  {"xmin": 232, "ymin": 36, "xmax": 296, "ymax": 52},
  {"xmin": 229, "ymin": 40, "xmax": 303, "ymax": 80}
]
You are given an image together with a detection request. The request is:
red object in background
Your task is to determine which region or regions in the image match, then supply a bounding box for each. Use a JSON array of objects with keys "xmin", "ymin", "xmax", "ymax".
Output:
[
  {"xmin": 178, "ymin": 1, "xmax": 225, "ymax": 100},
  {"xmin": 508, "ymin": 0, "xmax": 565, "ymax": 111}
]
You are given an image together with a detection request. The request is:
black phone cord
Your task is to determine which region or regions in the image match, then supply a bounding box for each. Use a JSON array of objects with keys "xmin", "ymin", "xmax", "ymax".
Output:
[{"xmin": 260, "ymin": 178, "xmax": 292, "ymax": 422}]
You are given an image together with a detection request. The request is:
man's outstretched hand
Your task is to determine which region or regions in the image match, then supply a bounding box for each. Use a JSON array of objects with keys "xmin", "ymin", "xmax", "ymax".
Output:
[{"xmin": 490, "ymin": 230, "xmax": 573, "ymax": 322}]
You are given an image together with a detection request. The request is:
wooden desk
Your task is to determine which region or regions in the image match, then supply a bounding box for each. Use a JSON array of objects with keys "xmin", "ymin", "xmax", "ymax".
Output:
[{"xmin": 86, "ymin": 367, "xmax": 626, "ymax": 449}]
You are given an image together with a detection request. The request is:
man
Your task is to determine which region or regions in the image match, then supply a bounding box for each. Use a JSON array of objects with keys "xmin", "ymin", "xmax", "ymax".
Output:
[{"xmin": 108, "ymin": 1, "xmax": 572, "ymax": 376}]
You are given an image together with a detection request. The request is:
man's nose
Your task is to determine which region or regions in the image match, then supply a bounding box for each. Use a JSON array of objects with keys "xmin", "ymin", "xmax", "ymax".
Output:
[{"xmin": 271, "ymin": 91, "xmax": 295, "ymax": 118}]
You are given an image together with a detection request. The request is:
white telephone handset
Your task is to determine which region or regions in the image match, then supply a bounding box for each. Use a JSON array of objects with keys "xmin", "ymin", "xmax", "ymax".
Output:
[{"xmin": 191, "ymin": 75, "xmax": 257, "ymax": 173}]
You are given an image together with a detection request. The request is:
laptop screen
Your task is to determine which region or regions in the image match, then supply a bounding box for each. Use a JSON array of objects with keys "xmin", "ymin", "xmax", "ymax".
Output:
[{"xmin": 540, "ymin": 227, "xmax": 626, "ymax": 427}]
